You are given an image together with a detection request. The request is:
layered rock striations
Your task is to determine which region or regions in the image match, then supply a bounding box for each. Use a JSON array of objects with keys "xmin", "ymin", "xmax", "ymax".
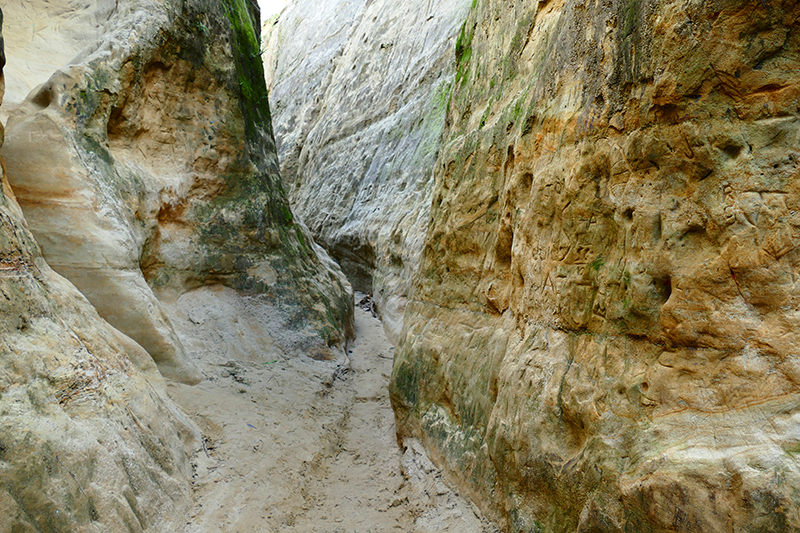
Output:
[
  {"xmin": 0, "ymin": 10, "xmax": 199, "ymax": 531},
  {"xmin": 391, "ymin": 0, "xmax": 800, "ymax": 530},
  {"xmin": 4, "ymin": 0, "xmax": 354, "ymax": 384},
  {"xmin": 263, "ymin": 0, "xmax": 471, "ymax": 340}
]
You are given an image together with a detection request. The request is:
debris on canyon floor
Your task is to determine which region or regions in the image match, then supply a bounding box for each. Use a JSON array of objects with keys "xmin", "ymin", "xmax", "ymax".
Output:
[{"xmin": 358, "ymin": 294, "xmax": 378, "ymax": 318}]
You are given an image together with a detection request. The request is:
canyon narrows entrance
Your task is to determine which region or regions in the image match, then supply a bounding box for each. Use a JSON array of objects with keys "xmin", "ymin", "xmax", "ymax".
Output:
[{"xmin": 169, "ymin": 293, "xmax": 499, "ymax": 532}]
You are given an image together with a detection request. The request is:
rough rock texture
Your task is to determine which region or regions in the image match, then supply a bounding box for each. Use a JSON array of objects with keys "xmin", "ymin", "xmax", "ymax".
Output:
[
  {"xmin": 0, "ymin": 10, "xmax": 199, "ymax": 531},
  {"xmin": 4, "ymin": 0, "xmax": 354, "ymax": 383},
  {"xmin": 263, "ymin": 0, "xmax": 471, "ymax": 340},
  {"xmin": 391, "ymin": 0, "xmax": 800, "ymax": 531}
]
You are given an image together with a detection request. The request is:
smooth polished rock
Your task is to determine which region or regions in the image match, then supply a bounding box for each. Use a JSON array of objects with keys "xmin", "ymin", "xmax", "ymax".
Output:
[
  {"xmin": 0, "ymin": 9, "xmax": 199, "ymax": 530},
  {"xmin": 4, "ymin": 0, "xmax": 354, "ymax": 383},
  {"xmin": 1, "ymin": 0, "xmax": 117, "ymax": 121}
]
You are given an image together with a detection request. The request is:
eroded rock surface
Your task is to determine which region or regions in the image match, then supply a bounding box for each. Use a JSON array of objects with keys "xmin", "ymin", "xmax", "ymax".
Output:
[
  {"xmin": 391, "ymin": 0, "xmax": 800, "ymax": 531},
  {"xmin": 263, "ymin": 0, "xmax": 471, "ymax": 340},
  {"xmin": 4, "ymin": 0, "xmax": 354, "ymax": 384},
  {"xmin": 2, "ymin": 0, "xmax": 118, "ymax": 121},
  {"xmin": 0, "ymin": 10, "xmax": 198, "ymax": 531}
]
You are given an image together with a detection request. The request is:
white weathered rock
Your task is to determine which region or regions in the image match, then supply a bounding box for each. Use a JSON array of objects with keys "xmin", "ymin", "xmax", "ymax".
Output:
[
  {"xmin": 263, "ymin": 0, "xmax": 471, "ymax": 341},
  {"xmin": 2, "ymin": 0, "xmax": 118, "ymax": 121}
]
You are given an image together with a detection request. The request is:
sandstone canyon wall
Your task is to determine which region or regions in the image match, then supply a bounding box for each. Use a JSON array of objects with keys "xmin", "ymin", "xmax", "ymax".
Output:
[
  {"xmin": 0, "ymin": 0, "xmax": 356, "ymax": 530},
  {"xmin": 390, "ymin": 0, "xmax": 800, "ymax": 531},
  {"xmin": 3, "ymin": 0, "xmax": 354, "ymax": 385},
  {"xmin": 263, "ymin": 0, "xmax": 471, "ymax": 340},
  {"xmin": 0, "ymin": 10, "xmax": 198, "ymax": 531}
]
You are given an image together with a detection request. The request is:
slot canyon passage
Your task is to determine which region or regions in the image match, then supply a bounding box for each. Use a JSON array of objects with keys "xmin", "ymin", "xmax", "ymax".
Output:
[{"xmin": 1, "ymin": 0, "xmax": 800, "ymax": 532}]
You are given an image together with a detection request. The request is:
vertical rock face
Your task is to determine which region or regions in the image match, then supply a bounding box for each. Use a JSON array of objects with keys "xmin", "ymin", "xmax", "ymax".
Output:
[
  {"xmin": 0, "ymin": 10, "xmax": 198, "ymax": 531},
  {"xmin": 4, "ymin": 0, "xmax": 354, "ymax": 383},
  {"xmin": 392, "ymin": 0, "xmax": 800, "ymax": 531},
  {"xmin": 263, "ymin": 0, "xmax": 471, "ymax": 340}
]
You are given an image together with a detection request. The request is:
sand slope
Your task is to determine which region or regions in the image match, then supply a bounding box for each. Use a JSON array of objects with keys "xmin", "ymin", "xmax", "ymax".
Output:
[{"xmin": 168, "ymin": 292, "xmax": 498, "ymax": 532}]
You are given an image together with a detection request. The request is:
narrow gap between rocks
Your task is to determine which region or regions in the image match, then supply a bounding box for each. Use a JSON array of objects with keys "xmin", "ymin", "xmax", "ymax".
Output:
[{"xmin": 169, "ymin": 292, "xmax": 500, "ymax": 533}]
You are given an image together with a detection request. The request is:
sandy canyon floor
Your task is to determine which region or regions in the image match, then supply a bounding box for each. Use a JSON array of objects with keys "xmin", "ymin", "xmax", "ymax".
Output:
[{"xmin": 167, "ymin": 293, "xmax": 500, "ymax": 533}]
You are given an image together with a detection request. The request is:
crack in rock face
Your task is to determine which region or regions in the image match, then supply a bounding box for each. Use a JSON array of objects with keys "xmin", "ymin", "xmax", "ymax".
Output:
[{"xmin": 262, "ymin": 0, "xmax": 474, "ymax": 343}]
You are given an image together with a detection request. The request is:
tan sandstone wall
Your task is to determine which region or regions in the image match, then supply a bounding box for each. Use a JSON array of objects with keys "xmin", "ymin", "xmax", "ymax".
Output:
[
  {"xmin": 391, "ymin": 0, "xmax": 800, "ymax": 531},
  {"xmin": 0, "ymin": 9, "xmax": 200, "ymax": 531},
  {"xmin": 3, "ymin": 0, "xmax": 354, "ymax": 385}
]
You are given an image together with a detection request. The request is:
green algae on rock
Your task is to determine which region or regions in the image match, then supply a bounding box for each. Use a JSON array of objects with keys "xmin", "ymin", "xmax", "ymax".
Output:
[
  {"xmin": 3, "ymin": 0, "xmax": 354, "ymax": 383},
  {"xmin": 392, "ymin": 0, "xmax": 800, "ymax": 530}
]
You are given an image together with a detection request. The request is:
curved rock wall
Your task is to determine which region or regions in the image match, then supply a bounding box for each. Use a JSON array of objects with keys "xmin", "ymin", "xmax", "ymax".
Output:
[
  {"xmin": 0, "ymin": 10, "xmax": 198, "ymax": 531},
  {"xmin": 2, "ymin": 0, "xmax": 118, "ymax": 120},
  {"xmin": 391, "ymin": 0, "xmax": 800, "ymax": 530},
  {"xmin": 263, "ymin": 0, "xmax": 471, "ymax": 340},
  {"xmin": 0, "ymin": 1, "xmax": 360, "ymax": 528},
  {"xmin": 4, "ymin": 0, "xmax": 354, "ymax": 384}
]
